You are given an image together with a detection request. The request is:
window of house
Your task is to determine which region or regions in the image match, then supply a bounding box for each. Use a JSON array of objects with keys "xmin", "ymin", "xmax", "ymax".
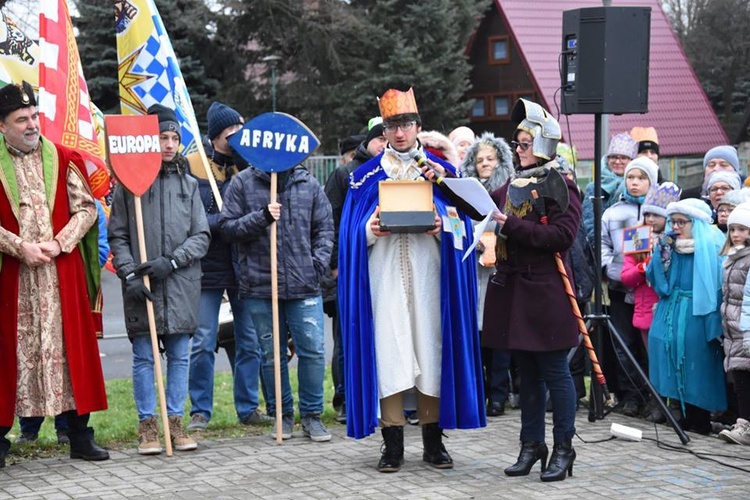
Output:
[
  {"xmin": 471, "ymin": 98, "xmax": 486, "ymax": 118},
  {"xmin": 494, "ymin": 96, "xmax": 510, "ymax": 117},
  {"xmin": 488, "ymin": 35, "xmax": 510, "ymax": 64}
]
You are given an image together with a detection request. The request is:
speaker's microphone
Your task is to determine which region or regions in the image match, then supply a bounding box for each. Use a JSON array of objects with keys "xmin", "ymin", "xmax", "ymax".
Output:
[
  {"xmin": 410, "ymin": 149, "xmax": 443, "ymax": 184},
  {"xmin": 409, "ymin": 149, "xmax": 430, "ymax": 169}
]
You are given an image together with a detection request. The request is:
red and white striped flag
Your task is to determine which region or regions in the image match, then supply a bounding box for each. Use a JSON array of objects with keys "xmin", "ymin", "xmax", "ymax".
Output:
[{"xmin": 38, "ymin": 0, "xmax": 110, "ymax": 199}]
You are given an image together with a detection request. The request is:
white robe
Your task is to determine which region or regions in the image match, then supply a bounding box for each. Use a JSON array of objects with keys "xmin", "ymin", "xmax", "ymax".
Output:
[{"xmin": 366, "ymin": 148, "xmax": 442, "ymax": 399}]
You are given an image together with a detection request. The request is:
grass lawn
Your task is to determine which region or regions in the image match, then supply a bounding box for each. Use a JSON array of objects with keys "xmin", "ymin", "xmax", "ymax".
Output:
[{"xmin": 6, "ymin": 368, "xmax": 342, "ymax": 463}]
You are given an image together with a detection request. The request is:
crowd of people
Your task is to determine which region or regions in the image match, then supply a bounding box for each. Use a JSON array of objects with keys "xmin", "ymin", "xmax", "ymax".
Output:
[{"xmin": 1, "ymin": 79, "xmax": 749, "ymax": 485}]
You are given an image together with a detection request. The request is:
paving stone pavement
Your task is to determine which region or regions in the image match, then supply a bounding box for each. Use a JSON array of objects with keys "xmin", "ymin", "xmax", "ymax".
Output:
[{"xmin": 1, "ymin": 410, "xmax": 749, "ymax": 499}]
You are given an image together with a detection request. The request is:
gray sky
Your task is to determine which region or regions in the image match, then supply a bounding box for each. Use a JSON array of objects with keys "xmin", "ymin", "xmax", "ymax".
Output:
[{"xmin": 3, "ymin": 0, "xmax": 38, "ymax": 37}]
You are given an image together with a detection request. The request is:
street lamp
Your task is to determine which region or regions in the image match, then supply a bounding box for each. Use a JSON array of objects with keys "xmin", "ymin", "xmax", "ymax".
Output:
[{"xmin": 262, "ymin": 55, "xmax": 282, "ymax": 112}]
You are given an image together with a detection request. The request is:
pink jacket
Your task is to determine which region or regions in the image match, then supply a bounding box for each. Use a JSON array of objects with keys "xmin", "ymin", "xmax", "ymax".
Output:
[{"xmin": 621, "ymin": 254, "xmax": 659, "ymax": 330}]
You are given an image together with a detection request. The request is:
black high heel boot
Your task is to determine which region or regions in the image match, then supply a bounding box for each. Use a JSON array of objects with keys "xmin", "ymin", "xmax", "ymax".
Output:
[
  {"xmin": 422, "ymin": 422, "xmax": 453, "ymax": 469},
  {"xmin": 377, "ymin": 426, "xmax": 404, "ymax": 472},
  {"xmin": 504, "ymin": 441, "xmax": 548, "ymax": 476},
  {"xmin": 540, "ymin": 439, "xmax": 575, "ymax": 482}
]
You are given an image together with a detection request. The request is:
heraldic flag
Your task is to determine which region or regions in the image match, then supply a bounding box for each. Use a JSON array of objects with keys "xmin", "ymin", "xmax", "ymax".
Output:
[
  {"xmin": 0, "ymin": 12, "xmax": 39, "ymax": 87},
  {"xmin": 38, "ymin": 0, "xmax": 111, "ymax": 199},
  {"xmin": 115, "ymin": 0, "xmax": 202, "ymax": 156}
]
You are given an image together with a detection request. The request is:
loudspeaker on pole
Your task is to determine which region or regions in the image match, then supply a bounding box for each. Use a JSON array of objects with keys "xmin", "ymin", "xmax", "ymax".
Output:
[{"xmin": 561, "ymin": 7, "xmax": 651, "ymax": 115}]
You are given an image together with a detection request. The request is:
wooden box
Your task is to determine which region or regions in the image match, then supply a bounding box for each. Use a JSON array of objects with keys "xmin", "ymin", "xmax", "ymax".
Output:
[{"xmin": 378, "ymin": 180, "xmax": 435, "ymax": 233}]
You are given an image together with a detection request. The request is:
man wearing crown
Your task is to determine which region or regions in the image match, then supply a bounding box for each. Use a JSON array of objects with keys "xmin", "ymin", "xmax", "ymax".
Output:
[
  {"xmin": 0, "ymin": 82, "xmax": 109, "ymax": 468},
  {"xmin": 338, "ymin": 88, "xmax": 485, "ymax": 472}
]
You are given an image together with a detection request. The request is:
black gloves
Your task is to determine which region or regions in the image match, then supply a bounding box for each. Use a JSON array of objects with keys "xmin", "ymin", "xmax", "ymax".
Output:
[
  {"xmin": 124, "ymin": 277, "xmax": 155, "ymax": 302},
  {"xmin": 135, "ymin": 256, "xmax": 175, "ymax": 281}
]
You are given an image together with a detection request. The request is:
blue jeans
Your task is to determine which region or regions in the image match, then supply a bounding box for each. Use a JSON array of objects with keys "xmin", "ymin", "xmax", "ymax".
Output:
[
  {"xmin": 132, "ymin": 334, "xmax": 190, "ymax": 421},
  {"xmin": 247, "ymin": 296, "xmax": 325, "ymax": 416},
  {"xmin": 514, "ymin": 349, "xmax": 577, "ymax": 444},
  {"xmin": 189, "ymin": 289, "xmax": 262, "ymax": 421}
]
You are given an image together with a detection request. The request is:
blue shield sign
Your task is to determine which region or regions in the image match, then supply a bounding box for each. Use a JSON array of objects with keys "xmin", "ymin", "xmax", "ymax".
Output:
[{"xmin": 228, "ymin": 112, "xmax": 320, "ymax": 173}]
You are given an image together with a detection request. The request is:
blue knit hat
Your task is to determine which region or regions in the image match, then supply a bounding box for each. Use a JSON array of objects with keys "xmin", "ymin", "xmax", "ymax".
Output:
[
  {"xmin": 703, "ymin": 145, "xmax": 740, "ymax": 172},
  {"xmin": 207, "ymin": 102, "xmax": 243, "ymax": 140}
]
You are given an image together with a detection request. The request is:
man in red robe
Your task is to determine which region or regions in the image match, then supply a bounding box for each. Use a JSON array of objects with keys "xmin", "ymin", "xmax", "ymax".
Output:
[{"xmin": 0, "ymin": 81, "xmax": 109, "ymax": 468}]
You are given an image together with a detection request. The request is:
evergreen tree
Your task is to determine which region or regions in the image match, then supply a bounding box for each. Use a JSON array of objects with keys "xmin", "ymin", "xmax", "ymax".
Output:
[
  {"xmin": 219, "ymin": 0, "xmax": 374, "ymax": 151},
  {"xmin": 221, "ymin": 0, "xmax": 487, "ymax": 152},
  {"xmin": 73, "ymin": 0, "xmax": 119, "ymax": 113}
]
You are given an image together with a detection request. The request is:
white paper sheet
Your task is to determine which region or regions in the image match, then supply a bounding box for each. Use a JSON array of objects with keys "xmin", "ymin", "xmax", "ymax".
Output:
[
  {"xmin": 440, "ymin": 177, "xmax": 498, "ymax": 217},
  {"xmin": 462, "ymin": 212, "xmax": 494, "ymax": 261}
]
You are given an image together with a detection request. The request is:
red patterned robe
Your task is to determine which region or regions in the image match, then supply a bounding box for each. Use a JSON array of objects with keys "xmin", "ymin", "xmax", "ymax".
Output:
[{"xmin": 0, "ymin": 136, "xmax": 107, "ymax": 426}]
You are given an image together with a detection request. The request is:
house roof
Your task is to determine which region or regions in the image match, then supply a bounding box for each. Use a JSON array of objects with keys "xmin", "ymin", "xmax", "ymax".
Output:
[{"xmin": 494, "ymin": 0, "xmax": 728, "ymax": 159}]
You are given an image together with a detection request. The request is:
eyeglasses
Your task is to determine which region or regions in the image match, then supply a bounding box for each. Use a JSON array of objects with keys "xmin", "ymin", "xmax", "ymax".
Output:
[
  {"xmin": 668, "ymin": 219, "xmax": 691, "ymax": 228},
  {"xmin": 717, "ymin": 208, "xmax": 732, "ymax": 215},
  {"xmin": 708, "ymin": 185, "xmax": 732, "ymax": 194},
  {"xmin": 384, "ymin": 121, "xmax": 416, "ymax": 132},
  {"xmin": 510, "ymin": 140, "xmax": 533, "ymax": 152},
  {"xmin": 608, "ymin": 155, "xmax": 631, "ymax": 163}
]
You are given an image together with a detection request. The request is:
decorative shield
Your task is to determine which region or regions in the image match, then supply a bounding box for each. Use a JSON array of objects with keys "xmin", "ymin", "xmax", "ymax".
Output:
[
  {"xmin": 228, "ymin": 112, "xmax": 320, "ymax": 173},
  {"xmin": 104, "ymin": 115, "xmax": 162, "ymax": 196}
]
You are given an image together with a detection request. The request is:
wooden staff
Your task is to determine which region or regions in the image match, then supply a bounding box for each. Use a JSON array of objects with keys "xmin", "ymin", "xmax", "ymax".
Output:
[
  {"xmin": 134, "ymin": 196, "xmax": 173, "ymax": 456},
  {"xmin": 531, "ymin": 189, "xmax": 611, "ymax": 403},
  {"xmin": 270, "ymin": 172, "xmax": 283, "ymax": 443}
]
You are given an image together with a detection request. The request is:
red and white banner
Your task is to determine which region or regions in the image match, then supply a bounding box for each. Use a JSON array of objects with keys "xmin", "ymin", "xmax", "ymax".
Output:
[{"xmin": 39, "ymin": 0, "xmax": 111, "ymax": 199}]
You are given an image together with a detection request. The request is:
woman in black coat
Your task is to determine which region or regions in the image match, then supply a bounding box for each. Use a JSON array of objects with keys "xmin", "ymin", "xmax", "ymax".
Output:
[{"xmin": 482, "ymin": 99, "xmax": 581, "ymax": 482}]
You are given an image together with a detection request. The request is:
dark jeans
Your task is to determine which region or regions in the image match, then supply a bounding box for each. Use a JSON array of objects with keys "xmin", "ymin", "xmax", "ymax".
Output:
[
  {"xmin": 732, "ymin": 370, "xmax": 750, "ymax": 420},
  {"xmin": 19, "ymin": 414, "xmax": 69, "ymax": 435},
  {"xmin": 330, "ymin": 303, "xmax": 345, "ymax": 400},
  {"xmin": 608, "ymin": 291, "xmax": 648, "ymax": 404},
  {"xmin": 569, "ymin": 343, "xmax": 587, "ymax": 400},
  {"xmin": 481, "ymin": 346, "xmax": 510, "ymax": 405},
  {"xmin": 2, "ymin": 411, "xmax": 90, "ymax": 456},
  {"xmin": 515, "ymin": 349, "xmax": 577, "ymax": 444}
]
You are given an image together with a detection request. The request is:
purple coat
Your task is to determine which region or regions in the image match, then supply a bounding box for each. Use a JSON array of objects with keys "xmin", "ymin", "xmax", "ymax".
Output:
[{"xmin": 482, "ymin": 173, "xmax": 582, "ymax": 352}]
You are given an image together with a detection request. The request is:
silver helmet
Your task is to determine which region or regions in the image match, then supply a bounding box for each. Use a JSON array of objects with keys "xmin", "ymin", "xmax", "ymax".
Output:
[{"xmin": 511, "ymin": 98, "xmax": 561, "ymax": 162}]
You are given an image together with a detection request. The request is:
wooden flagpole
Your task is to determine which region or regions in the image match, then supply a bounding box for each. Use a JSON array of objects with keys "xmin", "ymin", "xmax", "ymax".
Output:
[
  {"xmin": 134, "ymin": 196, "xmax": 173, "ymax": 456},
  {"xmin": 270, "ymin": 172, "xmax": 283, "ymax": 443}
]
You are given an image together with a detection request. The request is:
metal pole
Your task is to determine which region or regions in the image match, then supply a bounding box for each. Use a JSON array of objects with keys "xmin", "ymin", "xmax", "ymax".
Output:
[{"xmin": 271, "ymin": 65, "xmax": 277, "ymax": 113}]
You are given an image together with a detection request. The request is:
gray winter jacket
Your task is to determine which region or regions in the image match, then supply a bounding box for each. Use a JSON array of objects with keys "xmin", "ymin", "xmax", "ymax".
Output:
[
  {"xmin": 219, "ymin": 165, "xmax": 333, "ymax": 300},
  {"xmin": 108, "ymin": 156, "xmax": 211, "ymax": 338},
  {"xmin": 721, "ymin": 246, "xmax": 750, "ymax": 372},
  {"xmin": 601, "ymin": 197, "xmax": 641, "ymax": 294},
  {"xmin": 460, "ymin": 133, "xmax": 514, "ymax": 329}
]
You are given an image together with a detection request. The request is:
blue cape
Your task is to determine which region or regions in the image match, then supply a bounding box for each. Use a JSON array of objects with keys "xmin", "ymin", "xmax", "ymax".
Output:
[{"xmin": 338, "ymin": 151, "xmax": 486, "ymax": 439}]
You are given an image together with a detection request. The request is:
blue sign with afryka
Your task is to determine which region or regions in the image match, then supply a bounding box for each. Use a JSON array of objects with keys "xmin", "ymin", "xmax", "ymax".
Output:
[{"xmin": 229, "ymin": 112, "xmax": 320, "ymax": 173}]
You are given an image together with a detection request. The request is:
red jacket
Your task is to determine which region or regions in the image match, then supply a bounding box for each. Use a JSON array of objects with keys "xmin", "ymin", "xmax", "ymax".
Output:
[{"xmin": 0, "ymin": 140, "xmax": 107, "ymax": 426}]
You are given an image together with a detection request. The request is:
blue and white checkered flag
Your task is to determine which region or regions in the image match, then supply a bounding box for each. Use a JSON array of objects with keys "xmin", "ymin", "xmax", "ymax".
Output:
[{"xmin": 116, "ymin": 0, "xmax": 202, "ymax": 155}]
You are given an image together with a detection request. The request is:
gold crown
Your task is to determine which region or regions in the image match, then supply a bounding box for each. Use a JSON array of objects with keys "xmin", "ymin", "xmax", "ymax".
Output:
[
  {"xmin": 629, "ymin": 126, "xmax": 659, "ymax": 144},
  {"xmin": 378, "ymin": 88, "xmax": 419, "ymax": 119}
]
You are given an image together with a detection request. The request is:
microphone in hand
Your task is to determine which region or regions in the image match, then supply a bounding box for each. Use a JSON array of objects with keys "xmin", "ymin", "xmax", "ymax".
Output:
[{"xmin": 410, "ymin": 149, "xmax": 444, "ymax": 183}]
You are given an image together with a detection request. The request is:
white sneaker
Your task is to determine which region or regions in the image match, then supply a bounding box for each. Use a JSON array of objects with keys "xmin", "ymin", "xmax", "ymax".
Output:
[{"xmin": 718, "ymin": 418, "xmax": 750, "ymax": 445}]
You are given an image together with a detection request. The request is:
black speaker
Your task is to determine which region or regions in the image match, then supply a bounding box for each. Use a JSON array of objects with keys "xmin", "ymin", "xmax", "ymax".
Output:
[{"xmin": 561, "ymin": 7, "xmax": 651, "ymax": 115}]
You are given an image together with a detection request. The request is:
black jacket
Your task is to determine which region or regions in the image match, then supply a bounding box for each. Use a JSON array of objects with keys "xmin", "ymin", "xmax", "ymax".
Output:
[
  {"xmin": 186, "ymin": 148, "xmax": 244, "ymax": 289},
  {"xmin": 324, "ymin": 142, "xmax": 372, "ymax": 270}
]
